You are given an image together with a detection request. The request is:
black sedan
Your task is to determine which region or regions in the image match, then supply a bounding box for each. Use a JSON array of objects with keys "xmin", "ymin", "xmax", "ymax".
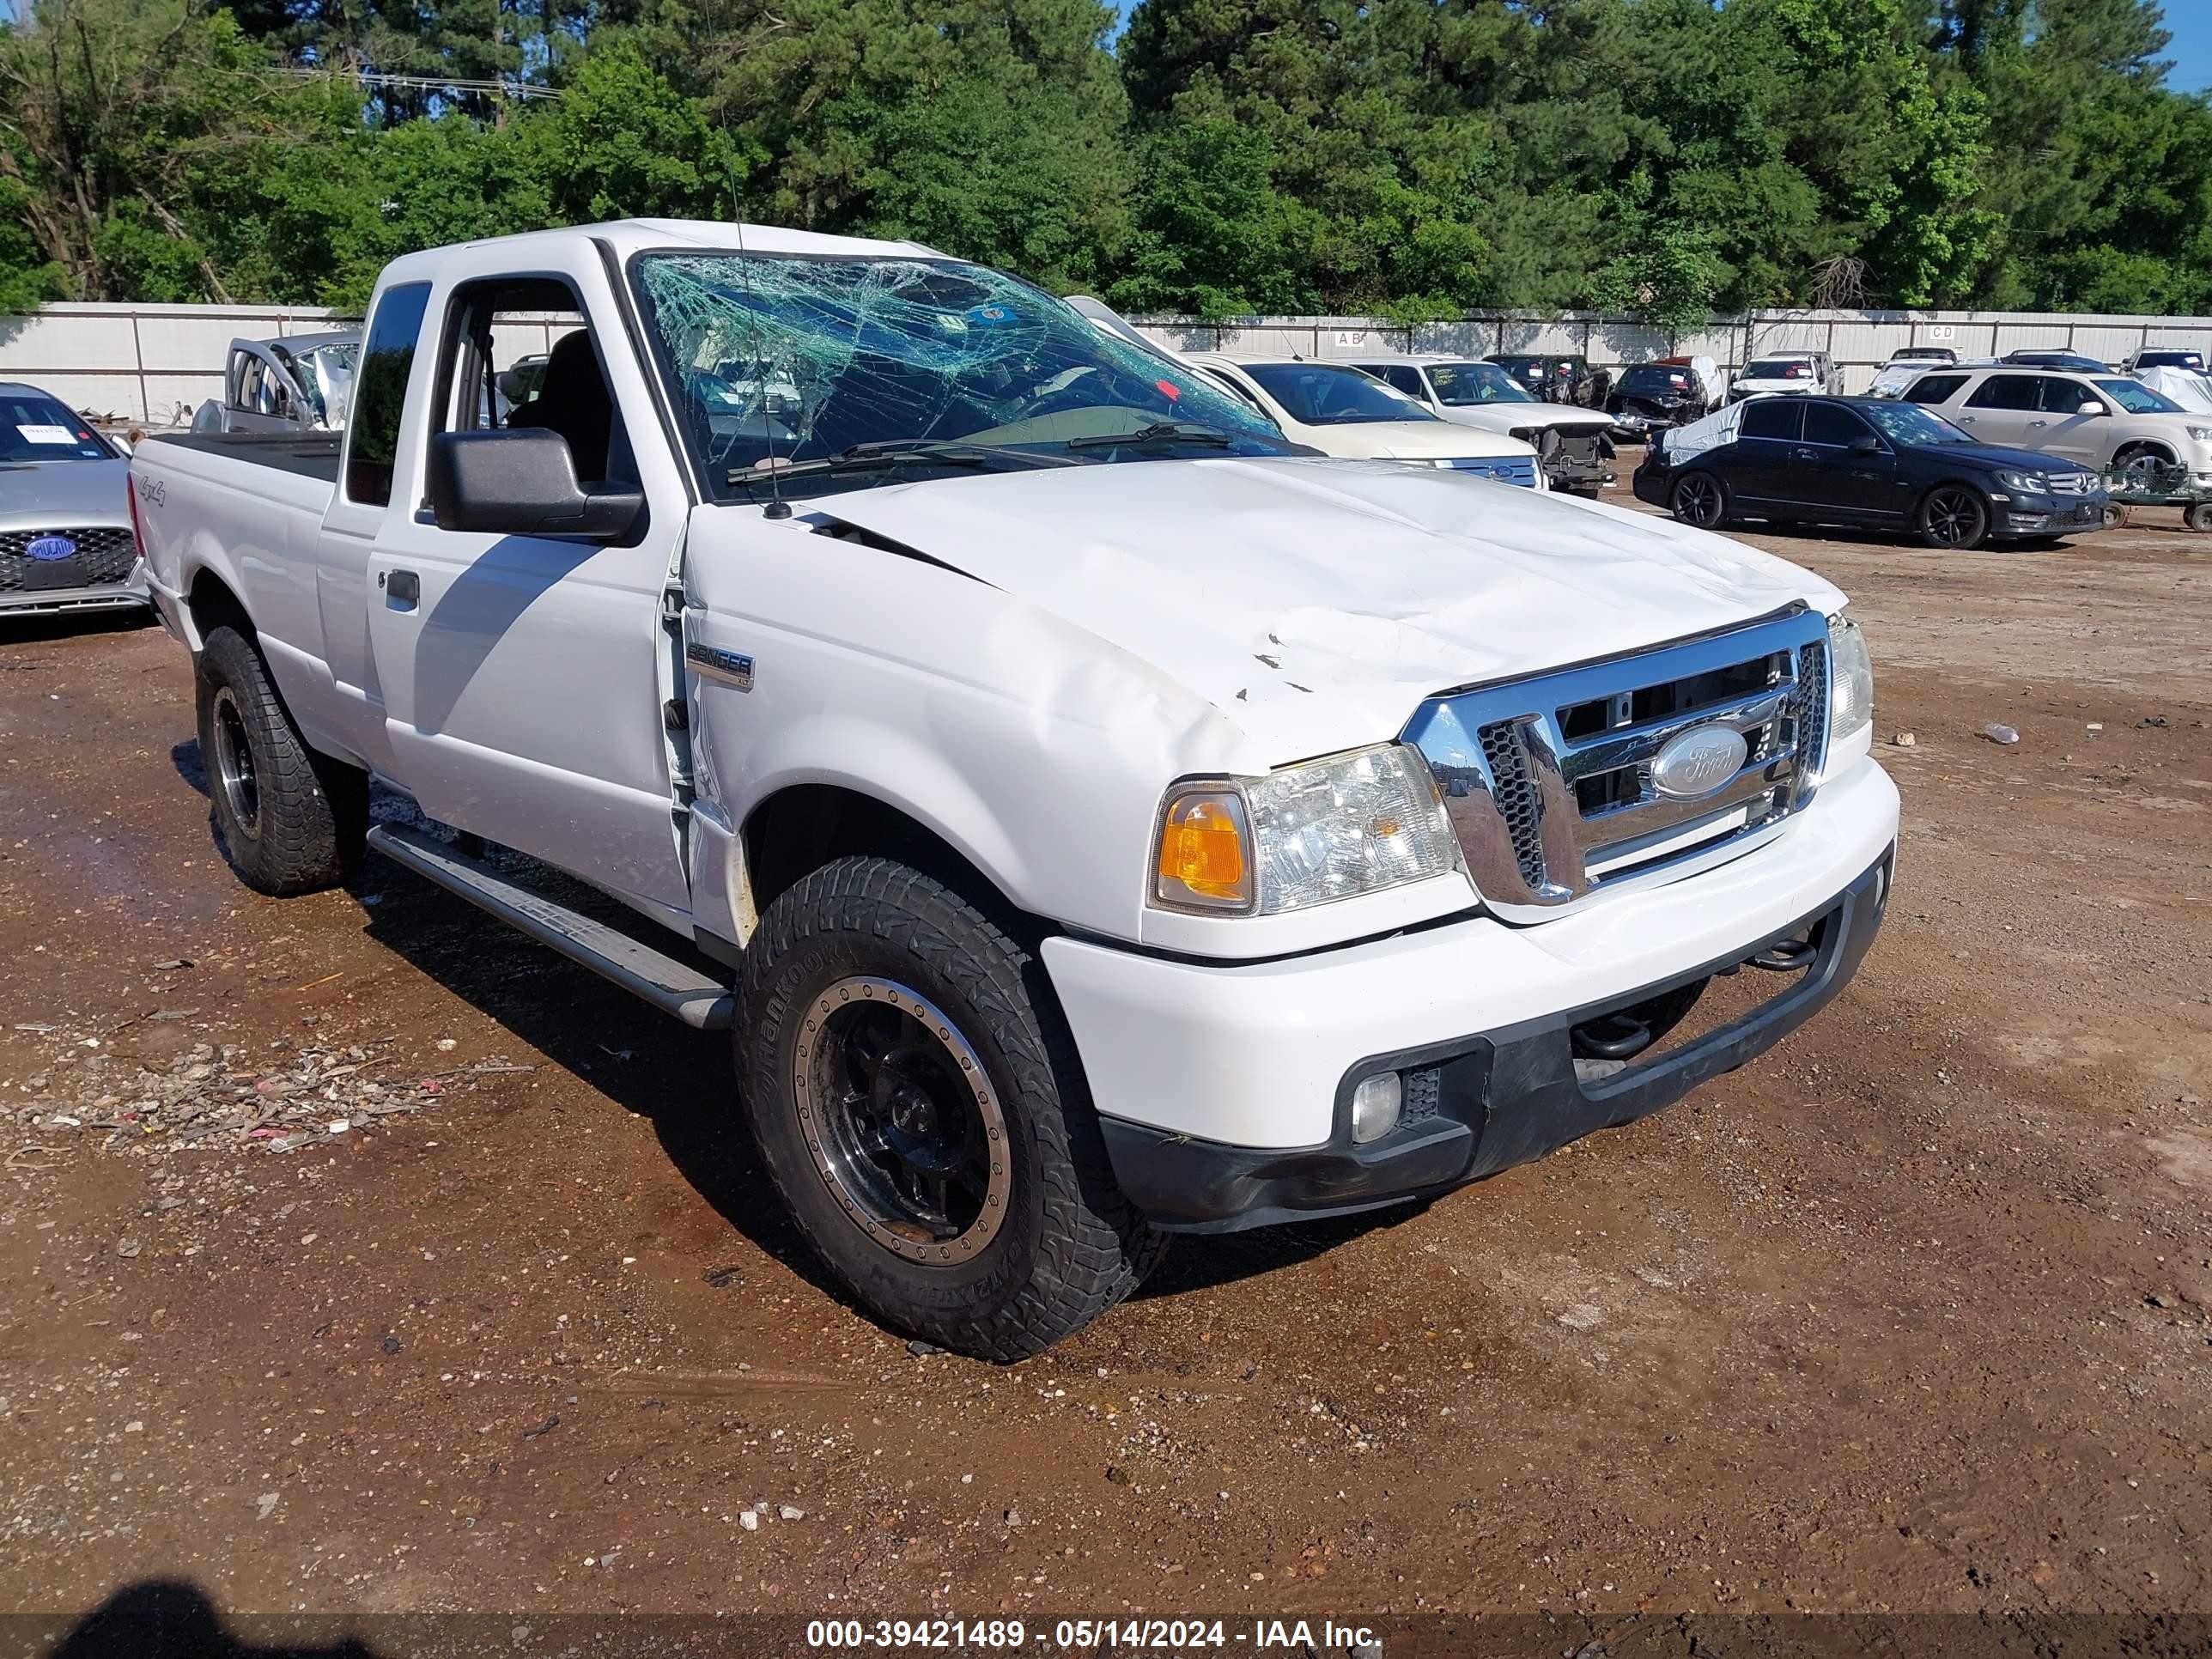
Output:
[{"xmin": 1632, "ymin": 395, "xmax": 2109, "ymax": 550}]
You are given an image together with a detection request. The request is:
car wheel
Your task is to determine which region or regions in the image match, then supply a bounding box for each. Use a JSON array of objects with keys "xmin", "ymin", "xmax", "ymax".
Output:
[
  {"xmin": 1917, "ymin": 484, "xmax": 1990, "ymax": 550},
  {"xmin": 1669, "ymin": 470, "xmax": 1729, "ymax": 529},
  {"xmin": 194, "ymin": 625, "xmax": 367, "ymax": 896},
  {"xmin": 737, "ymin": 856, "xmax": 1168, "ymax": 1361},
  {"xmin": 2114, "ymin": 444, "xmax": 2175, "ymax": 493},
  {"xmin": 2185, "ymin": 501, "xmax": 2212, "ymax": 532}
]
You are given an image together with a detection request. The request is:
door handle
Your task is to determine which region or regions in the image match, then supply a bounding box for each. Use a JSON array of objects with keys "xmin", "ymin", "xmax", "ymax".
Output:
[
  {"xmin": 381, "ymin": 568, "xmax": 420, "ymax": 611},
  {"xmin": 1792, "ymin": 447, "xmax": 1816, "ymax": 460},
  {"xmin": 2028, "ymin": 419, "xmax": 2048, "ymax": 428}
]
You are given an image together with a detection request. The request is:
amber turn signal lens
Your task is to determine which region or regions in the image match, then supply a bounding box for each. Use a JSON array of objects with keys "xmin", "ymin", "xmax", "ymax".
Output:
[{"xmin": 1154, "ymin": 789, "xmax": 1252, "ymax": 910}]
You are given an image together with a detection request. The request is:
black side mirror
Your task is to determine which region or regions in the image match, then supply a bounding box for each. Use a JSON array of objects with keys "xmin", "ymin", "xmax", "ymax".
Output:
[
  {"xmin": 428, "ymin": 429, "xmax": 643, "ymax": 539},
  {"xmin": 1848, "ymin": 433, "xmax": 1882, "ymax": 454}
]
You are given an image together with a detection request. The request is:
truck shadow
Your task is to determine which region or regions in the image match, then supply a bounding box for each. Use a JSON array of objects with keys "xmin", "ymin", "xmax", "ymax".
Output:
[
  {"xmin": 43, "ymin": 1579, "xmax": 379, "ymax": 1659},
  {"xmin": 167, "ymin": 741, "xmax": 1399, "ymax": 1327}
]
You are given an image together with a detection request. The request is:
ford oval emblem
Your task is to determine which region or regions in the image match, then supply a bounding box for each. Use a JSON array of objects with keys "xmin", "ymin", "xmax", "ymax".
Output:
[
  {"xmin": 24, "ymin": 535, "xmax": 77, "ymax": 562},
  {"xmin": 1650, "ymin": 724, "xmax": 1747, "ymax": 800}
]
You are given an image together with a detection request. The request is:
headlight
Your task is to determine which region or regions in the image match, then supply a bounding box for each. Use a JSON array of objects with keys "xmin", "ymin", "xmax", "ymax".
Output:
[
  {"xmin": 2188, "ymin": 425, "xmax": 2212, "ymax": 443},
  {"xmin": 1826, "ymin": 609, "xmax": 1874, "ymax": 750},
  {"xmin": 1995, "ymin": 469, "xmax": 2049, "ymax": 495},
  {"xmin": 1152, "ymin": 744, "xmax": 1460, "ymax": 915}
]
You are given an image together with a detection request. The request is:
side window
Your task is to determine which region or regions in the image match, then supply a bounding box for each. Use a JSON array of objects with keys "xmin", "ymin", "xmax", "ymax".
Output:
[
  {"xmin": 237, "ymin": 356, "xmax": 265, "ymax": 411},
  {"xmin": 1741, "ymin": 399, "xmax": 1802, "ymax": 441},
  {"xmin": 1372, "ymin": 366, "xmax": 1425, "ymax": 399},
  {"xmin": 2039, "ymin": 376, "xmax": 2097, "ymax": 413},
  {"xmin": 1802, "ymin": 404, "xmax": 1871, "ymax": 447},
  {"xmin": 1966, "ymin": 374, "xmax": 2040, "ymax": 411},
  {"xmin": 434, "ymin": 276, "xmax": 632, "ymax": 486},
  {"xmin": 345, "ymin": 281, "xmax": 433, "ymax": 506},
  {"xmin": 1902, "ymin": 373, "xmax": 1966, "ymax": 405}
]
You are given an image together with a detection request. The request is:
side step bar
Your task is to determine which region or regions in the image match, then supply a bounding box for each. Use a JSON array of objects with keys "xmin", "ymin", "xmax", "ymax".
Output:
[{"xmin": 365, "ymin": 824, "xmax": 735, "ymax": 1031}]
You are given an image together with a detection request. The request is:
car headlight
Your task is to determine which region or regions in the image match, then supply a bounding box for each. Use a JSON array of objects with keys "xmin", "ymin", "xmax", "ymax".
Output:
[
  {"xmin": 2188, "ymin": 425, "xmax": 2212, "ymax": 443},
  {"xmin": 1826, "ymin": 610, "xmax": 1874, "ymax": 750},
  {"xmin": 1152, "ymin": 744, "xmax": 1461, "ymax": 915},
  {"xmin": 1995, "ymin": 469, "xmax": 2050, "ymax": 495}
]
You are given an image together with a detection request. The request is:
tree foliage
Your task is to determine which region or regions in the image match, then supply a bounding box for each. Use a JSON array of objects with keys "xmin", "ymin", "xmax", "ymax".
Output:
[{"xmin": 0, "ymin": 0, "xmax": 2207, "ymax": 321}]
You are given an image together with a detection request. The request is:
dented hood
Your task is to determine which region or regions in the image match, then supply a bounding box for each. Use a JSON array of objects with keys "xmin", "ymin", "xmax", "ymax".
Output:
[{"xmin": 817, "ymin": 456, "xmax": 1843, "ymax": 763}]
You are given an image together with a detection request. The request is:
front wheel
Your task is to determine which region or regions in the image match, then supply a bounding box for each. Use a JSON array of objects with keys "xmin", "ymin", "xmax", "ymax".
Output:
[
  {"xmin": 737, "ymin": 857, "xmax": 1167, "ymax": 1360},
  {"xmin": 1917, "ymin": 484, "xmax": 1990, "ymax": 550},
  {"xmin": 1669, "ymin": 470, "xmax": 1729, "ymax": 529}
]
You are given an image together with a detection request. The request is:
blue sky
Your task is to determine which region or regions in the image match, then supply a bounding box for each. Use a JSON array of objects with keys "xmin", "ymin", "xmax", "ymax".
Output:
[{"xmin": 2165, "ymin": 4, "xmax": 2212, "ymax": 91}]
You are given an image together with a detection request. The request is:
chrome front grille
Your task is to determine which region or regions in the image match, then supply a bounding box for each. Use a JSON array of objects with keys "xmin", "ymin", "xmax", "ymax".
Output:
[
  {"xmin": 2044, "ymin": 473, "xmax": 2094, "ymax": 496},
  {"xmin": 1439, "ymin": 456, "xmax": 1540, "ymax": 488},
  {"xmin": 1403, "ymin": 608, "xmax": 1832, "ymax": 921}
]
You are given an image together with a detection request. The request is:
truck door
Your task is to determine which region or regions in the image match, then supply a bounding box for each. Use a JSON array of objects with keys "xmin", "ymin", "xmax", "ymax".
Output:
[{"xmin": 361, "ymin": 264, "xmax": 693, "ymax": 915}]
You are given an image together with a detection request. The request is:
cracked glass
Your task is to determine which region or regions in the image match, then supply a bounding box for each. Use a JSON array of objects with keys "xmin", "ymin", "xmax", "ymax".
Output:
[{"xmin": 631, "ymin": 252, "xmax": 1290, "ymax": 499}]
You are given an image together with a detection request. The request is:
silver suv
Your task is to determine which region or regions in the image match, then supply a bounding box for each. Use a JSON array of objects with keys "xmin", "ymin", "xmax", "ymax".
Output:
[{"xmin": 1900, "ymin": 365, "xmax": 2212, "ymax": 487}]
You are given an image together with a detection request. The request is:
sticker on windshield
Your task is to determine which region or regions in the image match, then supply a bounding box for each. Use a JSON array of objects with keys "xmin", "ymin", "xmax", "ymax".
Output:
[
  {"xmin": 963, "ymin": 303, "xmax": 1017, "ymax": 327},
  {"xmin": 15, "ymin": 423, "xmax": 77, "ymax": 445}
]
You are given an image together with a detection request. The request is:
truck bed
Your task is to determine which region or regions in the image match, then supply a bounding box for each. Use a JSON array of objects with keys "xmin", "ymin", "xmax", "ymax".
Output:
[{"xmin": 144, "ymin": 431, "xmax": 342, "ymax": 486}]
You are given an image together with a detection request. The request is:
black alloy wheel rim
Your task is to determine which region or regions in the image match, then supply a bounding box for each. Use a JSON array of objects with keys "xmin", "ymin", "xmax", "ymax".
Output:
[
  {"xmin": 792, "ymin": 976, "xmax": 1011, "ymax": 1266},
  {"xmin": 210, "ymin": 687, "xmax": 261, "ymax": 838},
  {"xmin": 1674, "ymin": 474, "xmax": 1723, "ymax": 526},
  {"xmin": 1924, "ymin": 488, "xmax": 1984, "ymax": 547}
]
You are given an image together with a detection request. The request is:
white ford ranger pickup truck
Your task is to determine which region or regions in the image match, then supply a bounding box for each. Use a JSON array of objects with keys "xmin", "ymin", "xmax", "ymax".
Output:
[{"xmin": 129, "ymin": 220, "xmax": 1899, "ymax": 1359}]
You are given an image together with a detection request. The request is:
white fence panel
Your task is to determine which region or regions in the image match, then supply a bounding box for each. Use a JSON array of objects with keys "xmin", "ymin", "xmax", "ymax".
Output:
[{"xmin": 23, "ymin": 297, "xmax": 2212, "ymax": 427}]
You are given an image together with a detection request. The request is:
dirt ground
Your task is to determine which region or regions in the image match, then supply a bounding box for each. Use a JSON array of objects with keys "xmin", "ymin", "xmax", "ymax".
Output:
[{"xmin": 2, "ymin": 483, "xmax": 2209, "ymax": 1647}]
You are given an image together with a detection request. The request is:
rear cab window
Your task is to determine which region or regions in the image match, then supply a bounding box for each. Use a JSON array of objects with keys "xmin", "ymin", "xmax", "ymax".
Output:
[{"xmin": 344, "ymin": 282, "xmax": 434, "ymax": 507}]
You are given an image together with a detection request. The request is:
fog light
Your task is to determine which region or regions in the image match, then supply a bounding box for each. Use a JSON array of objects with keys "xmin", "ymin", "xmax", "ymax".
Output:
[{"xmin": 1350, "ymin": 1073, "xmax": 1401, "ymax": 1143}]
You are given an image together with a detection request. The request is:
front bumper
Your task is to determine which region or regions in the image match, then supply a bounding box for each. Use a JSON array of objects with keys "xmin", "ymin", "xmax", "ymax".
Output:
[
  {"xmin": 1044, "ymin": 757, "xmax": 1899, "ymax": 1230},
  {"xmin": 1996, "ymin": 494, "xmax": 2110, "ymax": 537},
  {"xmin": 0, "ymin": 559, "xmax": 151, "ymax": 617}
]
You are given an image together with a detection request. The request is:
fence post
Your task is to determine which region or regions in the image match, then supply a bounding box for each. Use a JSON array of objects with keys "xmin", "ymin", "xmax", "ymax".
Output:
[{"xmin": 130, "ymin": 311, "xmax": 149, "ymax": 428}]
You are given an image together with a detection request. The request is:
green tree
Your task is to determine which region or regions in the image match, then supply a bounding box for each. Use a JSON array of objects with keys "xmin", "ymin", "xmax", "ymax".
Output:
[{"xmin": 618, "ymin": 0, "xmax": 1132, "ymax": 288}]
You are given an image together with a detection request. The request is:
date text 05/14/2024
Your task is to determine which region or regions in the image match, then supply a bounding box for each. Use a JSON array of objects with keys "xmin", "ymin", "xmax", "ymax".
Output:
[{"xmin": 804, "ymin": 1618, "xmax": 1382, "ymax": 1652}]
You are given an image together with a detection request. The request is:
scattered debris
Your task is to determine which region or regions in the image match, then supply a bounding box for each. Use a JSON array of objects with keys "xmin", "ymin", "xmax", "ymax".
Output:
[
  {"xmin": 778, "ymin": 1504, "xmax": 805, "ymax": 1522},
  {"xmin": 738, "ymin": 1510, "xmax": 760, "ymax": 1532},
  {"xmin": 114, "ymin": 1237, "xmax": 142, "ymax": 1259},
  {"xmin": 2139, "ymin": 714, "xmax": 2168, "ymax": 728},
  {"xmin": 1892, "ymin": 731, "xmax": 1917, "ymax": 747},
  {"xmin": 1557, "ymin": 1303, "xmax": 1605, "ymax": 1331},
  {"xmin": 255, "ymin": 1492, "xmax": 279, "ymax": 1521},
  {"xmin": 905, "ymin": 1339, "xmax": 939, "ymax": 1357},
  {"xmin": 7, "ymin": 1032, "xmax": 535, "ymax": 1160},
  {"xmin": 1983, "ymin": 723, "xmax": 2020, "ymax": 745}
]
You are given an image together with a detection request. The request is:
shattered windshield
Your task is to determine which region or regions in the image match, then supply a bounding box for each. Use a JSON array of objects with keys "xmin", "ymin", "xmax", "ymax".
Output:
[
  {"xmin": 1426, "ymin": 362, "xmax": 1535, "ymax": 406},
  {"xmin": 1863, "ymin": 402, "xmax": 1972, "ymax": 447},
  {"xmin": 631, "ymin": 252, "xmax": 1288, "ymax": 496}
]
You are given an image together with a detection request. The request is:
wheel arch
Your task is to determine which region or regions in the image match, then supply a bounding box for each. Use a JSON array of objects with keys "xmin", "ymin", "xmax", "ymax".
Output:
[
  {"xmin": 738, "ymin": 781, "xmax": 1042, "ymax": 949},
  {"xmin": 184, "ymin": 565, "xmax": 253, "ymax": 655},
  {"xmin": 2112, "ymin": 438, "xmax": 2178, "ymax": 464}
]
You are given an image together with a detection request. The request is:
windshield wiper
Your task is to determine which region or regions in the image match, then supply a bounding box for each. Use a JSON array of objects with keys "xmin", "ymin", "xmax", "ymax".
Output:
[
  {"xmin": 1061, "ymin": 422, "xmax": 1238, "ymax": 452},
  {"xmin": 726, "ymin": 439, "xmax": 1073, "ymax": 489}
]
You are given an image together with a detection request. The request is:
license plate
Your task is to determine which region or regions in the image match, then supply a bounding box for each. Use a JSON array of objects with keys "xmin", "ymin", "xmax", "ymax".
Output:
[{"xmin": 21, "ymin": 557, "xmax": 84, "ymax": 590}]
